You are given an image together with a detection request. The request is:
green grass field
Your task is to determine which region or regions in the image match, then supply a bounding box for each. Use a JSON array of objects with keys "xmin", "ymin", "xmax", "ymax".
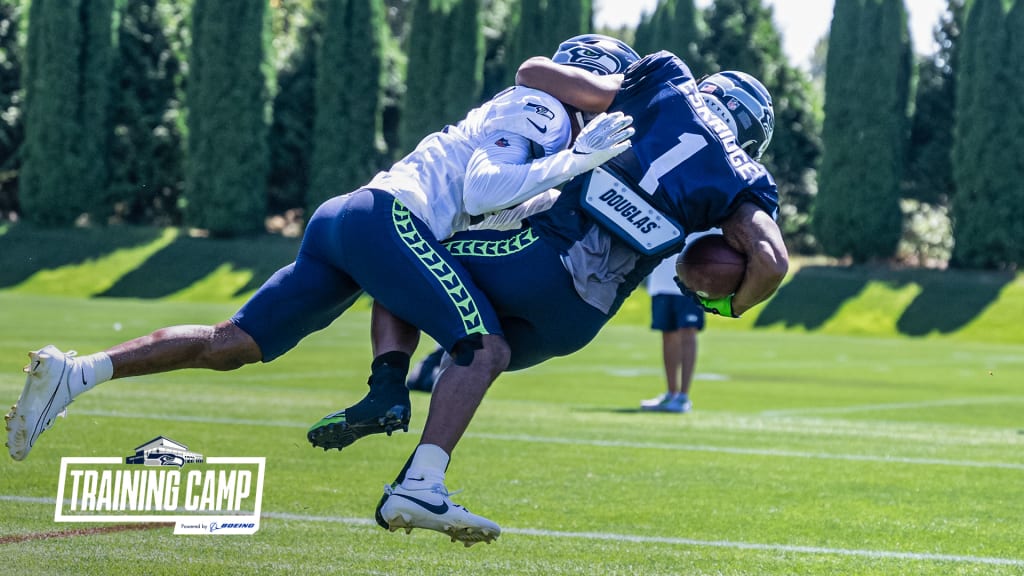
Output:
[{"xmin": 1, "ymin": 289, "xmax": 1022, "ymax": 575}]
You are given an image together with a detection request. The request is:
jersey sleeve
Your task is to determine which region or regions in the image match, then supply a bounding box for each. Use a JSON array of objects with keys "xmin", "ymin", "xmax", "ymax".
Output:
[{"xmin": 462, "ymin": 130, "xmax": 575, "ymax": 215}]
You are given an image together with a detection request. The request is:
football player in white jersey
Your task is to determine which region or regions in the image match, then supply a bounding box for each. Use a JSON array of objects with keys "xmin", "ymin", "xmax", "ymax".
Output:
[{"xmin": 7, "ymin": 36, "xmax": 637, "ymax": 546}]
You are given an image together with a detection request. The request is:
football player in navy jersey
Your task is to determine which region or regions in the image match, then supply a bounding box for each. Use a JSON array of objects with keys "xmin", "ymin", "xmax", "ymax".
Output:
[
  {"xmin": 449, "ymin": 51, "xmax": 789, "ymax": 369},
  {"xmin": 368, "ymin": 50, "xmax": 789, "ymax": 542}
]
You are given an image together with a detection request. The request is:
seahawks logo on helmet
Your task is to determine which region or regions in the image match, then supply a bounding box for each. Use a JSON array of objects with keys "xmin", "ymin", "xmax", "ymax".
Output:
[
  {"xmin": 559, "ymin": 45, "xmax": 627, "ymax": 75},
  {"xmin": 552, "ymin": 34, "xmax": 640, "ymax": 76}
]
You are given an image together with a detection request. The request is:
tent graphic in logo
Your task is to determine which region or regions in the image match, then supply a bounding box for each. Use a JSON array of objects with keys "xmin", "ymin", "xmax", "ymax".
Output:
[{"xmin": 124, "ymin": 436, "xmax": 204, "ymax": 468}]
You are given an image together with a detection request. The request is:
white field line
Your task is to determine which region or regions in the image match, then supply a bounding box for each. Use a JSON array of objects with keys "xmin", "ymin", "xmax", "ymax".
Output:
[
  {"xmin": 60, "ymin": 409, "xmax": 1024, "ymax": 470},
  {"xmin": 682, "ymin": 415, "xmax": 1024, "ymax": 447},
  {"xmin": 467, "ymin": 432, "xmax": 1024, "ymax": 470},
  {"xmin": 73, "ymin": 404, "xmax": 1024, "ymax": 448},
  {"xmin": 761, "ymin": 396, "xmax": 1024, "ymax": 417},
  {"xmin": 1, "ymin": 497, "xmax": 1021, "ymax": 567},
  {"xmin": 66, "ymin": 404, "xmax": 1022, "ymax": 448}
]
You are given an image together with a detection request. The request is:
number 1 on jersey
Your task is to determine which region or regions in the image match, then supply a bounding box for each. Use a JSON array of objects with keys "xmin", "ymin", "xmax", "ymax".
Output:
[{"xmin": 638, "ymin": 132, "xmax": 708, "ymax": 196}]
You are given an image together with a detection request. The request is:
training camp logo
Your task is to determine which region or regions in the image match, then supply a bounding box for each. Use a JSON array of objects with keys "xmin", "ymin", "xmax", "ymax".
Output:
[{"xmin": 55, "ymin": 436, "xmax": 265, "ymax": 535}]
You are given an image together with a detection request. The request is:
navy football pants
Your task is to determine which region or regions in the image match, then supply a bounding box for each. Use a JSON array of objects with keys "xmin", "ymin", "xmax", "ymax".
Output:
[
  {"xmin": 232, "ymin": 188, "xmax": 503, "ymax": 361},
  {"xmin": 445, "ymin": 227, "xmax": 610, "ymax": 371}
]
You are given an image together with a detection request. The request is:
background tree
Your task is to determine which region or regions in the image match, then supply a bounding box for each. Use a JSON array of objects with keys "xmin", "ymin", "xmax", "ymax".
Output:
[
  {"xmin": 815, "ymin": 0, "xmax": 910, "ymax": 262},
  {"xmin": 544, "ymin": 0, "xmax": 590, "ymax": 49},
  {"xmin": 849, "ymin": 0, "xmax": 910, "ymax": 261},
  {"xmin": 309, "ymin": 0, "xmax": 384, "ymax": 209},
  {"xmin": 0, "ymin": 0, "xmax": 24, "ymax": 215},
  {"xmin": 634, "ymin": 0, "xmax": 707, "ymax": 73},
  {"xmin": 951, "ymin": 0, "xmax": 1018, "ymax": 267},
  {"xmin": 80, "ymin": 0, "xmax": 116, "ymax": 223},
  {"xmin": 399, "ymin": 0, "xmax": 445, "ymax": 151},
  {"xmin": 504, "ymin": 0, "xmax": 591, "ymax": 86},
  {"xmin": 813, "ymin": 0, "xmax": 861, "ymax": 259},
  {"xmin": 1005, "ymin": 0, "xmax": 1024, "ymax": 265},
  {"xmin": 108, "ymin": 0, "xmax": 188, "ymax": 226},
  {"xmin": 480, "ymin": 0, "xmax": 518, "ymax": 100},
  {"xmin": 268, "ymin": 0, "xmax": 322, "ymax": 214},
  {"xmin": 440, "ymin": 0, "xmax": 483, "ymax": 123},
  {"xmin": 905, "ymin": 0, "xmax": 963, "ymax": 205},
  {"xmin": 703, "ymin": 0, "xmax": 821, "ymax": 253},
  {"xmin": 19, "ymin": 0, "xmax": 115, "ymax": 226},
  {"xmin": 899, "ymin": 0, "xmax": 963, "ymax": 267},
  {"xmin": 185, "ymin": 0, "xmax": 269, "ymax": 235},
  {"xmin": 399, "ymin": 0, "xmax": 483, "ymax": 152},
  {"xmin": 763, "ymin": 64, "xmax": 822, "ymax": 254}
]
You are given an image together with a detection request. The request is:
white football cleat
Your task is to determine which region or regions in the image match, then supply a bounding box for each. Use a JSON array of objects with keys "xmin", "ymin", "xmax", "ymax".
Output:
[
  {"xmin": 377, "ymin": 479, "xmax": 501, "ymax": 547},
  {"xmin": 5, "ymin": 346, "xmax": 77, "ymax": 461}
]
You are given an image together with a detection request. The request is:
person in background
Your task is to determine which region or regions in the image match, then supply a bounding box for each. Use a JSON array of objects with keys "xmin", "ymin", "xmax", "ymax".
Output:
[{"xmin": 640, "ymin": 233, "xmax": 715, "ymax": 413}]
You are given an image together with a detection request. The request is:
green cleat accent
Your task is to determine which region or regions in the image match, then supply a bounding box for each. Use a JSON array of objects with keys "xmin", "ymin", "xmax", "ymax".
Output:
[
  {"xmin": 309, "ymin": 363, "xmax": 412, "ymax": 451},
  {"xmin": 307, "ymin": 403, "xmax": 410, "ymax": 451}
]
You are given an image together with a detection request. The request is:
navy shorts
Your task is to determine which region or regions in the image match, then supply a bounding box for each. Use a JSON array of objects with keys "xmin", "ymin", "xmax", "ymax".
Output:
[
  {"xmin": 650, "ymin": 294, "xmax": 705, "ymax": 332},
  {"xmin": 446, "ymin": 227, "xmax": 610, "ymax": 371},
  {"xmin": 232, "ymin": 188, "xmax": 503, "ymax": 361}
]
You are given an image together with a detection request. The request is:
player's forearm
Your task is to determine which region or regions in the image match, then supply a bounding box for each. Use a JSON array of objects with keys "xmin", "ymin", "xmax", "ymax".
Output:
[
  {"xmin": 516, "ymin": 57, "xmax": 622, "ymax": 113},
  {"xmin": 464, "ymin": 149, "xmax": 583, "ymax": 214},
  {"xmin": 722, "ymin": 203, "xmax": 789, "ymax": 316},
  {"xmin": 731, "ymin": 240, "xmax": 788, "ymax": 316}
]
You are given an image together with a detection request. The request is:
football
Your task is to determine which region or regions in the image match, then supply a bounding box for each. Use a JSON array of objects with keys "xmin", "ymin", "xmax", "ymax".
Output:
[{"xmin": 675, "ymin": 234, "xmax": 746, "ymax": 299}]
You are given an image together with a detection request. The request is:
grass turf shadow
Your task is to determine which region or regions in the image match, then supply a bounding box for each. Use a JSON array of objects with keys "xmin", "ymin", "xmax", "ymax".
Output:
[
  {"xmin": 99, "ymin": 234, "xmax": 300, "ymax": 299},
  {"xmin": 754, "ymin": 266, "xmax": 868, "ymax": 330},
  {"xmin": 0, "ymin": 224, "xmax": 166, "ymax": 289},
  {"xmin": 896, "ymin": 268, "xmax": 1014, "ymax": 335},
  {"xmin": 755, "ymin": 265, "xmax": 1013, "ymax": 336}
]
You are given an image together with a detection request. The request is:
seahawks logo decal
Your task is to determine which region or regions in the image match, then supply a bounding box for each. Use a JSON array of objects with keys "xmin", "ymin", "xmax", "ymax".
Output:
[
  {"xmin": 523, "ymin": 102, "xmax": 556, "ymax": 120},
  {"xmin": 562, "ymin": 46, "xmax": 625, "ymax": 75}
]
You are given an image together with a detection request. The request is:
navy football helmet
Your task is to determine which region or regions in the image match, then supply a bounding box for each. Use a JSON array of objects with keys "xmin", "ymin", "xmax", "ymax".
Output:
[
  {"xmin": 552, "ymin": 34, "xmax": 640, "ymax": 76},
  {"xmin": 698, "ymin": 71, "xmax": 775, "ymax": 160}
]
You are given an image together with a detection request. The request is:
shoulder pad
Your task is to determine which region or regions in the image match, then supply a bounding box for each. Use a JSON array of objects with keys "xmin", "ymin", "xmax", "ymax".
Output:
[{"xmin": 484, "ymin": 86, "xmax": 572, "ymax": 157}]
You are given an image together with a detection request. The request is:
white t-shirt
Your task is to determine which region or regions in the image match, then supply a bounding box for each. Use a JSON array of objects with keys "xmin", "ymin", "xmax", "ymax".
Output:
[{"xmin": 366, "ymin": 86, "xmax": 573, "ymax": 240}]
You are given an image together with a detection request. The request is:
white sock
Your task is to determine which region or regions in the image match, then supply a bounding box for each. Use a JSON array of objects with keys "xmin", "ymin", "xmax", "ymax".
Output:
[
  {"xmin": 69, "ymin": 352, "xmax": 113, "ymax": 400},
  {"xmin": 403, "ymin": 444, "xmax": 450, "ymax": 486}
]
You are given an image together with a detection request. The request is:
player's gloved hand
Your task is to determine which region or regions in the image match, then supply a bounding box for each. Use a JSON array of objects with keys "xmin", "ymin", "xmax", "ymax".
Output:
[
  {"xmin": 674, "ymin": 276, "xmax": 739, "ymax": 318},
  {"xmin": 570, "ymin": 111, "xmax": 634, "ymax": 171}
]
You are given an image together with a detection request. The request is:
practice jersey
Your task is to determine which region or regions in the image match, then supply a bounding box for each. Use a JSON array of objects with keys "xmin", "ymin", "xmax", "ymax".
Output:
[
  {"xmin": 530, "ymin": 51, "xmax": 779, "ymax": 315},
  {"xmin": 367, "ymin": 86, "xmax": 572, "ymax": 240}
]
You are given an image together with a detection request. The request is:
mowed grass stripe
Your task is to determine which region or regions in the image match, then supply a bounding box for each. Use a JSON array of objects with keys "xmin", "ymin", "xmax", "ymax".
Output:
[
  {"xmin": 2, "ymin": 498, "xmax": 1021, "ymax": 568},
  {"xmin": 761, "ymin": 395, "xmax": 1024, "ymax": 416},
  {"xmin": 58, "ymin": 409, "xmax": 1024, "ymax": 469}
]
